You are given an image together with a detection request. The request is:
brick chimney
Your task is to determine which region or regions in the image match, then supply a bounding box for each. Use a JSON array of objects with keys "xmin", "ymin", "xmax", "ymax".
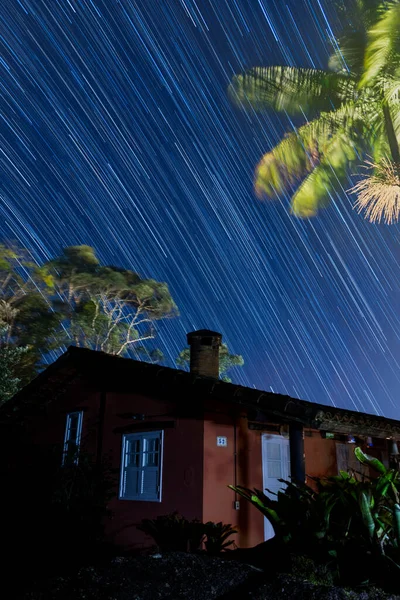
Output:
[{"xmin": 186, "ymin": 329, "xmax": 222, "ymax": 378}]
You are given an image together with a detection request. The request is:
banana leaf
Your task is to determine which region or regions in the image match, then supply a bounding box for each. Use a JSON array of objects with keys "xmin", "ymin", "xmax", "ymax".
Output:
[
  {"xmin": 359, "ymin": 491, "xmax": 375, "ymax": 541},
  {"xmin": 354, "ymin": 447, "xmax": 387, "ymax": 475}
]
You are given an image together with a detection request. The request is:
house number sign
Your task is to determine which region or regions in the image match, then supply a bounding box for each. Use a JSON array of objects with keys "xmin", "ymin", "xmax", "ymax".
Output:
[{"xmin": 217, "ymin": 436, "xmax": 227, "ymax": 447}]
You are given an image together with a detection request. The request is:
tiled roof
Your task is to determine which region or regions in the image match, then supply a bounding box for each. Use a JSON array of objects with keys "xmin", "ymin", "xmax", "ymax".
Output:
[{"xmin": 3, "ymin": 346, "xmax": 400, "ymax": 438}]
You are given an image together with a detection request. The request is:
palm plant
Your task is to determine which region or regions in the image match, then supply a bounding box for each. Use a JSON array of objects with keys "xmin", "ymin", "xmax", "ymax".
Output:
[
  {"xmin": 229, "ymin": 447, "xmax": 400, "ymax": 587},
  {"xmin": 229, "ymin": 0, "xmax": 400, "ymax": 224}
]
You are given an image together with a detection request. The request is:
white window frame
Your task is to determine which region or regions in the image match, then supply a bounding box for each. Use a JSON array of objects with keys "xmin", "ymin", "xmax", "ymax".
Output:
[
  {"xmin": 119, "ymin": 430, "xmax": 164, "ymax": 502},
  {"xmin": 62, "ymin": 411, "xmax": 83, "ymax": 466}
]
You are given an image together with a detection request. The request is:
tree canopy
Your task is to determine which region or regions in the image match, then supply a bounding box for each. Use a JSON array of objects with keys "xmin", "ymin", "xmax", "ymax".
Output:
[
  {"xmin": 0, "ymin": 242, "xmax": 178, "ymax": 391},
  {"xmin": 44, "ymin": 245, "xmax": 178, "ymax": 356},
  {"xmin": 229, "ymin": 0, "xmax": 400, "ymax": 224},
  {"xmin": 0, "ymin": 325, "xmax": 27, "ymax": 405},
  {"xmin": 0, "ymin": 244, "xmax": 61, "ymax": 383}
]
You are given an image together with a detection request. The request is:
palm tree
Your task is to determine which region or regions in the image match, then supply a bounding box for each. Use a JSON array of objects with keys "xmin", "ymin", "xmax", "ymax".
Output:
[{"xmin": 229, "ymin": 0, "xmax": 400, "ymax": 224}]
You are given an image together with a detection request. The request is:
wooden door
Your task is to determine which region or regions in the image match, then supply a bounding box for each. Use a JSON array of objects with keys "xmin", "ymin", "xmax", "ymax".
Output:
[{"xmin": 261, "ymin": 434, "xmax": 290, "ymax": 540}]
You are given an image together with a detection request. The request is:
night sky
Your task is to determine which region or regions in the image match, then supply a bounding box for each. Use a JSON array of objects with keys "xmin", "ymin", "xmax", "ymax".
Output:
[{"xmin": 1, "ymin": 0, "xmax": 400, "ymax": 419}]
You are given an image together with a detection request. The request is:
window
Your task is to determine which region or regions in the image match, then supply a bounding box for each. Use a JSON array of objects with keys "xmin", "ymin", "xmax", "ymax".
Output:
[
  {"xmin": 62, "ymin": 411, "xmax": 83, "ymax": 465},
  {"xmin": 119, "ymin": 431, "xmax": 163, "ymax": 501}
]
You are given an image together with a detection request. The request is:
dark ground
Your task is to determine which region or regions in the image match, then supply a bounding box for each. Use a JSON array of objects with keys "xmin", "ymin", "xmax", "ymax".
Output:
[{"xmin": 17, "ymin": 552, "xmax": 400, "ymax": 600}]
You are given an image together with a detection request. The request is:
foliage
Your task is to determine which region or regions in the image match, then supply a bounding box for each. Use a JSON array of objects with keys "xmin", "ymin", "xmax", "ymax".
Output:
[
  {"xmin": 0, "ymin": 242, "xmax": 178, "ymax": 384},
  {"xmin": 137, "ymin": 512, "xmax": 237, "ymax": 555},
  {"xmin": 229, "ymin": 447, "xmax": 400, "ymax": 588},
  {"xmin": 0, "ymin": 244, "xmax": 61, "ymax": 382},
  {"xmin": 0, "ymin": 325, "xmax": 28, "ymax": 404},
  {"xmin": 45, "ymin": 245, "xmax": 178, "ymax": 356},
  {"xmin": 229, "ymin": 479, "xmax": 332, "ymax": 550},
  {"xmin": 137, "ymin": 513, "xmax": 205, "ymax": 553},
  {"xmin": 229, "ymin": 0, "xmax": 400, "ymax": 224},
  {"xmin": 176, "ymin": 342, "xmax": 244, "ymax": 382},
  {"xmin": 133, "ymin": 346, "xmax": 165, "ymax": 364},
  {"xmin": 203, "ymin": 521, "xmax": 238, "ymax": 555}
]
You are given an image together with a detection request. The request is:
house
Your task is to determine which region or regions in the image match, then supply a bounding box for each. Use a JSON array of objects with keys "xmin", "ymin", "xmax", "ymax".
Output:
[{"xmin": 2, "ymin": 329, "xmax": 400, "ymax": 551}]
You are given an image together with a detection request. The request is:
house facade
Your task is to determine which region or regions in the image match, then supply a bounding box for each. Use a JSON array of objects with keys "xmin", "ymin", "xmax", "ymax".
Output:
[{"xmin": 2, "ymin": 329, "xmax": 400, "ymax": 551}]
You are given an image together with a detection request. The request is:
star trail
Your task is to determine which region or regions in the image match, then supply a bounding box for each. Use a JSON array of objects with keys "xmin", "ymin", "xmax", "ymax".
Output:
[{"xmin": 1, "ymin": 0, "xmax": 400, "ymax": 418}]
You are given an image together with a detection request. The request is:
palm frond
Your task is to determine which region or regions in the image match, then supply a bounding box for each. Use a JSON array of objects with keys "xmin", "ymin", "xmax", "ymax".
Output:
[
  {"xmin": 228, "ymin": 0, "xmax": 400, "ymax": 224},
  {"xmin": 388, "ymin": 101, "xmax": 400, "ymax": 151},
  {"xmin": 351, "ymin": 95, "xmax": 390, "ymax": 160},
  {"xmin": 329, "ymin": 0, "xmax": 382, "ymax": 75},
  {"xmin": 291, "ymin": 132, "xmax": 358, "ymax": 218},
  {"xmin": 371, "ymin": 131, "xmax": 391, "ymax": 164},
  {"xmin": 329, "ymin": 30, "xmax": 368, "ymax": 75},
  {"xmin": 361, "ymin": 1, "xmax": 400, "ymax": 86},
  {"xmin": 290, "ymin": 166, "xmax": 332, "ymax": 218},
  {"xmin": 255, "ymin": 104, "xmax": 368, "ymax": 201},
  {"xmin": 355, "ymin": 0, "xmax": 384, "ymax": 28},
  {"xmin": 384, "ymin": 81, "xmax": 400, "ymax": 107},
  {"xmin": 229, "ymin": 66, "xmax": 355, "ymax": 115},
  {"xmin": 383, "ymin": 76, "xmax": 400, "ymax": 147},
  {"xmin": 254, "ymin": 115, "xmax": 339, "ymax": 197}
]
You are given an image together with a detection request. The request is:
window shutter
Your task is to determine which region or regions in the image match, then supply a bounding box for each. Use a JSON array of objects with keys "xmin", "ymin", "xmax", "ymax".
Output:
[
  {"xmin": 140, "ymin": 432, "xmax": 161, "ymax": 500},
  {"xmin": 336, "ymin": 443, "xmax": 348, "ymax": 473},
  {"xmin": 140, "ymin": 467, "xmax": 159, "ymax": 498},
  {"xmin": 119, "ymin": 430, "xmax": 163, "ymax": 501},
  {"xmin": 123, "ymin": 467, "xmax": 140, "ymax": 497}
]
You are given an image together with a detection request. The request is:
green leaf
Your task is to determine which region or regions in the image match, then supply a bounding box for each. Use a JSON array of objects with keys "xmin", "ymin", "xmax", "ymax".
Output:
[
  {"xmin": 359, "ymin": 491, "xmax": 375, "ymax": 540},
  {"xmin": 255, "ymin": 114, "xmax": 338, "ymax": 198},
  {"xmin": 329, "ymin": 30, "xmax": 368, "ymax": 75},
  {"xmin": 355, "ymin": 447, "xmax": 387, "ymax": 475},
  {"xmin": 361, "ymin": 1, "xmax": 400, "ymax": 86},
  {"xmin": 229, "ymin": 66, "xmax": 354, "ymax": 115},
  {"xmin": 291, "ymin": 131, "xmax": 357, "ymax": 217}
]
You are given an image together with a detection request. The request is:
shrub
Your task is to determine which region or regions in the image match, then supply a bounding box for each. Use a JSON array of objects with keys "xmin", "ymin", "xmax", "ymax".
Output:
[
  {"xmin": 137, "ymin": 513, "xmax": 237, "ymax": 555},
  {"xmin": 229, "ymin": 447, "xmax": 400, "ymax": 590},
  {"xmin": 137, "ymin": 513, "xmax": 204, "ymax": 552},
  {"xmin": 203, "ymin": 522, "xmax": 237, "ymax": 555}
]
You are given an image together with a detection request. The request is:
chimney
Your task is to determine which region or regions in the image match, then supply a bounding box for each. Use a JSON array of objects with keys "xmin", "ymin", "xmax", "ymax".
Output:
[{"xmin": 186, "ymin": 329, "xmax": 222, "ymax": 378}]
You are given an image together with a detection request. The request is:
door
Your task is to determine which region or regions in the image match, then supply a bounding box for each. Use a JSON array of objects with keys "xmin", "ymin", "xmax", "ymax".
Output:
[{"xmin": 261, "ymin": 434, "xmax": 291, "ymax": 540}]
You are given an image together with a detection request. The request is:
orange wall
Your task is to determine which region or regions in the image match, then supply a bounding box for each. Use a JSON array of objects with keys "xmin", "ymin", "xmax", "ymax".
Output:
[
  {"xmin": 304, "ymin": 432, "xmax": 389, "ymax": 483},
  {"xmin": 202, "ymin": 424, "xmax": 363, "ymax": 548},
  {"xmin": 16, "ymin": 376, "xmax": 395, "ymax": 554},
  {"xmin": 103, "ymin": 391, "xmax": 204, "ymax": 550},
  {"xmin": 14, "ymin": 385, "xmax": 205, "ymax": 552},
  {"xmin": 22, "ymin": 380, "xmax": 100, "ymax": 459},
  {"xmin": 304, "ymin": 431, "xmax": 338, "ymax": 484},
  {"xmin": 202, "ymin": 407, "xmax": 264, "ymax": 548}
]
